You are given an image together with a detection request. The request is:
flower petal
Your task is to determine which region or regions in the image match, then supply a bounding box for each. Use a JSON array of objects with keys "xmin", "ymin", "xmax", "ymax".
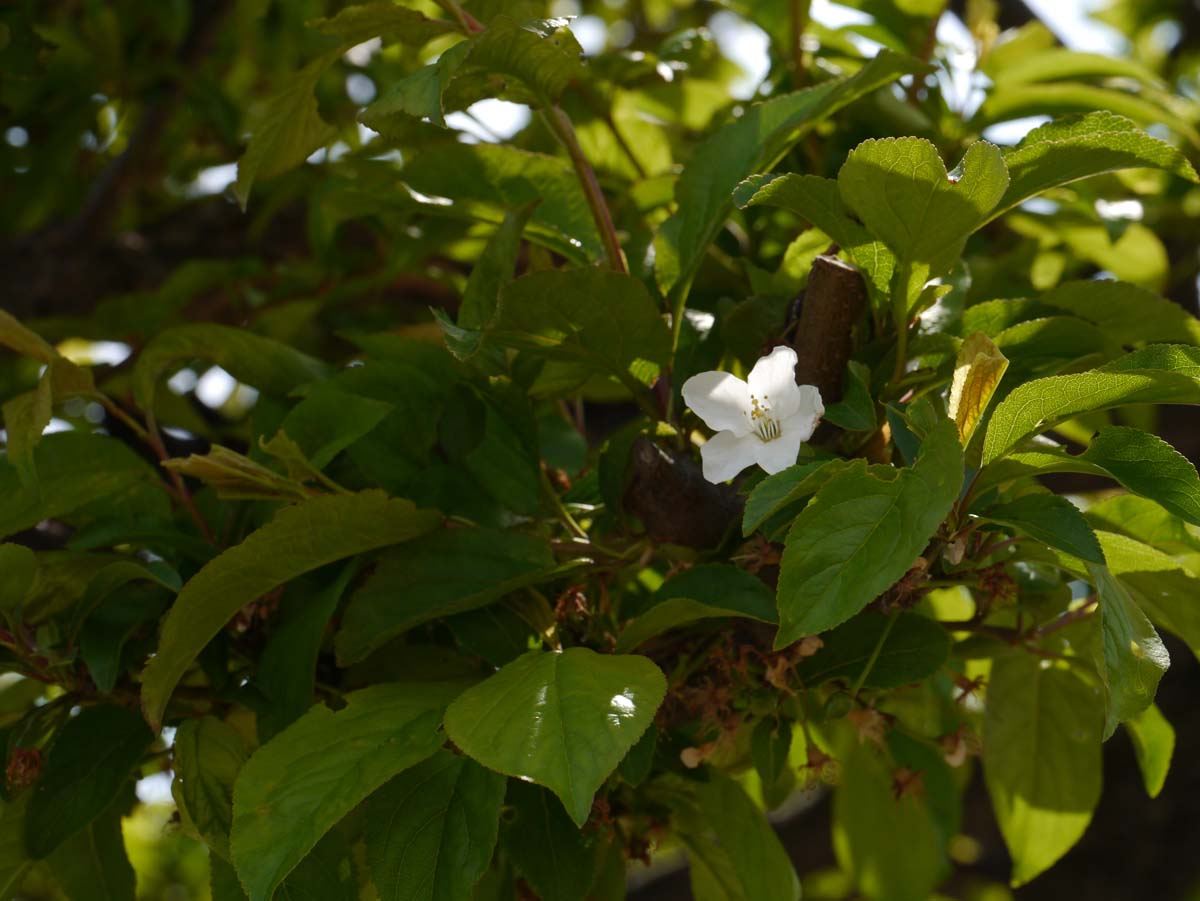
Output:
[
  {"xmin": 682, "ymin": 371, "xmax": 752, "ymax": 436},
  {"xmin": 752, "ymin": 429, "xmax": 804, "ymax": 475},
  {"xmin": 700, "ymin": 430, "xmax": 758, "ymax": 483},
  {"xmin": 783, "ymin": 385, "xmax": 824, "ymax": 444},
  {"xmin": 747, "ymin": 346, "xmax": 802, "ymax": 419}
]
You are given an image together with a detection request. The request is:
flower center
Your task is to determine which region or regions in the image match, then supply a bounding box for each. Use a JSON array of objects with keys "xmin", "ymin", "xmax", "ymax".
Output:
[{"xmin": 749, "ymin": 394, "xmax": 781, "ymax": 442}]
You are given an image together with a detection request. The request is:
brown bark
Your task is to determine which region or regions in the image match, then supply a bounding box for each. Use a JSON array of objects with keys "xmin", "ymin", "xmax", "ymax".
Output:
[
  {"xmin": 790, "ymin": 254, "xmax": 868, "ymax": 404},
  {"xmin": 623, "ymin": 437, "xmax": 744, "ymax": 549}
]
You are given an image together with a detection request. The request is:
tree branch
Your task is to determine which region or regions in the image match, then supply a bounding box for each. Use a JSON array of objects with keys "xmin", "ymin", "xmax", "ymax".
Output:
[
  {"xmin": 623, "ymin": 438, "xmax": 743, "ymax": 549},
  {"xmin": 543, "ymin": 106, "xmax": 629, "ymax": 274},
  {"xmin": 791, "ymin": 254, "xmax": 868, "ymax": 403}
]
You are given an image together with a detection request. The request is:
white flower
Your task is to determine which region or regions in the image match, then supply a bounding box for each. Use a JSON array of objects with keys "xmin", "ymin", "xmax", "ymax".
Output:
[{"xmin": 681, "ymin": 346, "xmax": 824, "ymax": 483}]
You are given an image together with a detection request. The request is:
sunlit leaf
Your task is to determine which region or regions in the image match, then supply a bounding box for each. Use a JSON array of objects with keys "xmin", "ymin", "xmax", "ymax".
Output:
[{"xmin": 443, "ymin": 649, "xmax": 665, "ymax": 825}]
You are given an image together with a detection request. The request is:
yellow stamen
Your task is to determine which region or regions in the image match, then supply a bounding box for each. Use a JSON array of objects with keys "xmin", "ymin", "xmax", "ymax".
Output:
[{"xmin": 749, "ymin": 394, "xmax": 781, "ymax": 442}]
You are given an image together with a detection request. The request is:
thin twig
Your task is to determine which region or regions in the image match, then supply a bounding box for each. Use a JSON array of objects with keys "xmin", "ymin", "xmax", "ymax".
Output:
[
  {"xmin": 1032, "ymin": 595, "xmax": 1098, "ymax": 640},
  {"xmin": 437, "ymin": 0, "xmax": 626, "ymax": 274},
  {"xmin": 542, "ymin": 106, "xmax": 628, "ymax": 274},
  {"xmin": 542, "ymin": 469, "xmax": 588, "ymax": 540},
  {"xmin": 92, "ymin": 392, "xmax": 152, "ymax": 444},
  {"xmin": 434, "ymin": 0, "xmax": 482, "ymax": 33},
  {"xmin": 145, "ymin": 411, "xmax": 216, "ymax": 545},
  {"xmin": 790, "ymin": 0, "xmax": 809, "ymax": 87}
]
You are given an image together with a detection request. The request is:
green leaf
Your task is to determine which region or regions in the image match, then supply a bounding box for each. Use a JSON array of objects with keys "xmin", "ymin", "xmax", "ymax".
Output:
[
  {"xmin": 230, "ymin": 681, "xmax": 466, "ymax": 901},
  {"xmin": 750, "ymin": 718, "xmax": 794, "ymax": 809},
  {"xmin": 734, "ymin": 173, "xmax": 895, "ymax": 301},
  {"xmin": 134, "ymin": 324, "xmax": 328, "ymax": 413},
  {"xmin": 983, "ymin": 656, "xmax": 1102, "ymax": 886},
  {"xmin": 656, "ymin": 51, "xmax": 923, "ymax": 297},
  {"xmin": 683, "ymin": 773, "xmax": 800, "ymax": 901},
  {"xmin": 794, "ymin": 612, "xmax": 950, "ymax": 689},
  {"xmin": 445, "ymin": 16, "xmax": 582, "ymax": 108},
  {"xmin": 982, "ymin": 345, "xmax": 1200, "ymax": 464},
  {"xmin": 489, "ymin": 268, "xmax": 670, "ymax": 386},
  {"xmin": 172, "ymin": 716, "xmax": 249, "ymax": 860},
  {"xmin": 502, "ymin": 781, "xmax": 597, "ymax": 901},
  {"xmin": 1078, "ymin": 427, "xmax": 1200, "ymax": 526},
  {"xmin": 256, "ymin": 565, "xmax": 356, "ymax": 741},
  {"xmin": 79, "ymin": 584, "xmax": 172, "ymax": 694},
  {"xmin": 986, "ymin": 50, "xmax": 1164, "ymax": 89},
  {"xmin": 26, "ymin": 705, "xmax": 153, "ymax": 858},
  {"xmin": 309, "ymin": 2, "xmax": 455, "ymax": 46},
  {"xmin": 273, "ymin": 828, "xmax": 358, "ymax": 901},
  {"xmin": 0, "ymin": 379, "xmax": 52, "ymax": 489},
  {"xmin": 275, "ymin": 385, "xmax": 393, "ymax": 472},
  {"xmin": 0, "ymin": 543, "xmax": 36, "ymax": 613},
  {"xmin": 981, "ymin": 494, "xmax": 1104, "ymax": 563},
  {"xmin": 587, "ymin": 837, "xmax": 629, "ymax": 901},
  {"xmin": 823, "ymin": 361, "xmax": 877, "ymax": 432},
  {"xmin": 960, "ymin": 297, "xmax": 1046, "ymax": 335},
  {"xmin": 335, "ymin": 527, "xmax": 557, "ymax": 665},
  {"xmin": 977, "ymin": 102, "xmax": 1200, "ymax": 187},
  {"xmin": 618, "ymin": 724, "xmax": 657, "ymax": 788},
  {"xmin": 1086, "ymin": 495, "xmax": 1200, "ymax": 565},
  {"xmin": 0, "ymin": 307, "xmax": 56, "ymax": 362},
  {"xmin": 454, "ymin": 388, "xmax": 542, "ymax": 515},
  {"xmin": 232, "ymin": 3, "xmax": 455, "ymax": 204},
  {"xmin": 330, "ymin": 342, "xmax": 458, "ymax": 491},
  {"xmin": 775, "ymin": 419, "xmax": 963, "ymax": 646},
  {"xmin": 833, "ymin": 742, "xmax": 945, "ymax": 901},
  {"xmin": 991, "ymin": 315, "xmax": 1119, "ymax": 372},
  {"xmin": 46, "ymin": 797, "xmax": 135, "ymax": 901},
  {"xmin": 976, "ymin": 442, "xmax": 1200, "ymax": 543},
  {"xmin": 233, "ymin": 52, "xmax": 337, "ymax": 208},
  {"xmin": 1125, "ymin": 703, "xmax": 1174, "ymax": 799},
  {"xmin": 443, "ymin": 648, "xmax": 666, "ymax": 826},
  {"xmin": 71, "ymin": 558, "xmax": 180, "ymax": 638},
  {"xmin": 1038, "ymin": 279, "xmax": 1200, "ymax": 347},
  {"xmin": 211, "ymin": 833, "xmax": 357, "ymax": 901},
  {"xmin": 1087, "ymin": 563, "xmax": 1169, "ymax": 740},
  {"xmin": 1096, "ymin": 530, "xmax": 1200, "ymax": 660},
  {"xmin": 0, "ymin": 795, "xmax": 32, "ymax": 898},
  {"xmin": 361, "ymin": 42, "xmax": 470, "ymax": 130},
  {"xmin": 365, "ymin": 750, "xmax": 506, "ymax": 901},
  {"xmin": 362, "ymin": 17, "xmax": 579, "ymax": 133},
  {"xmin": 614, "ymin": 564, "xmax": 778, "ymax": 653},
  {"xmin": 18, "ymin": 551, "xmax": 120, "ymax": 625},
  {"xmin": 446, "ymin": 605, "xmax": 537, "ymax": 668},
  {"xmin": 141, "ymin": 491, "xmax": 441, "ymax": 730},
  {"xmin": 448, "ymin": 204, "xmax": 537, "ymax": 359},
  {"xmin": 404, "ymin": 143, "xmax": 603, "ymax": 263},
  {"xmin": 0, "ymin": 432, "xmax": 168, "ymax": 540},
  {"xmin": 837, "ymin": 138, "xmax": 1009, "ymax": 309},
  {"xmin": 742, "ymin": 459, "xmax": 849, "ymax": 537}
]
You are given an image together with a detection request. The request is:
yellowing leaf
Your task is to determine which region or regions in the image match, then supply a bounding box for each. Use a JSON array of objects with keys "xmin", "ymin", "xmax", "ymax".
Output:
[{"xmin": 948, "ymin": 331, "xmax": 1010, "ymax": 446}]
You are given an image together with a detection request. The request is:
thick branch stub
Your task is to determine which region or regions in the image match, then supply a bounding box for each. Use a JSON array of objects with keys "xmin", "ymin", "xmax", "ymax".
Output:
[
  {"xmin": 624, "ymin": 437, "xmax": 743, "ymax": 549},
  {"xmin": 790, "ymin": 254, "xmax": 868, "ymax": 404}
]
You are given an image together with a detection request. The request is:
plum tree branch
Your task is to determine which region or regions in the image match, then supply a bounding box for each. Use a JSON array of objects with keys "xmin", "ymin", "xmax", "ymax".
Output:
[
  {"xmin": 542, "ymin": 106, "xmax": 629, "ymax": 275},
  {"xmin": 437, "ymin": 0, "xmax": 628, "ymax": 274}
]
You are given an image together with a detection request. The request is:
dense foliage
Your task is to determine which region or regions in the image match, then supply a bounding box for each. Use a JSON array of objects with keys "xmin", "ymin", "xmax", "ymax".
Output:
[{"xmin": 3, "ymin": 0, "xmax": 1200, "ymax": 899}]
